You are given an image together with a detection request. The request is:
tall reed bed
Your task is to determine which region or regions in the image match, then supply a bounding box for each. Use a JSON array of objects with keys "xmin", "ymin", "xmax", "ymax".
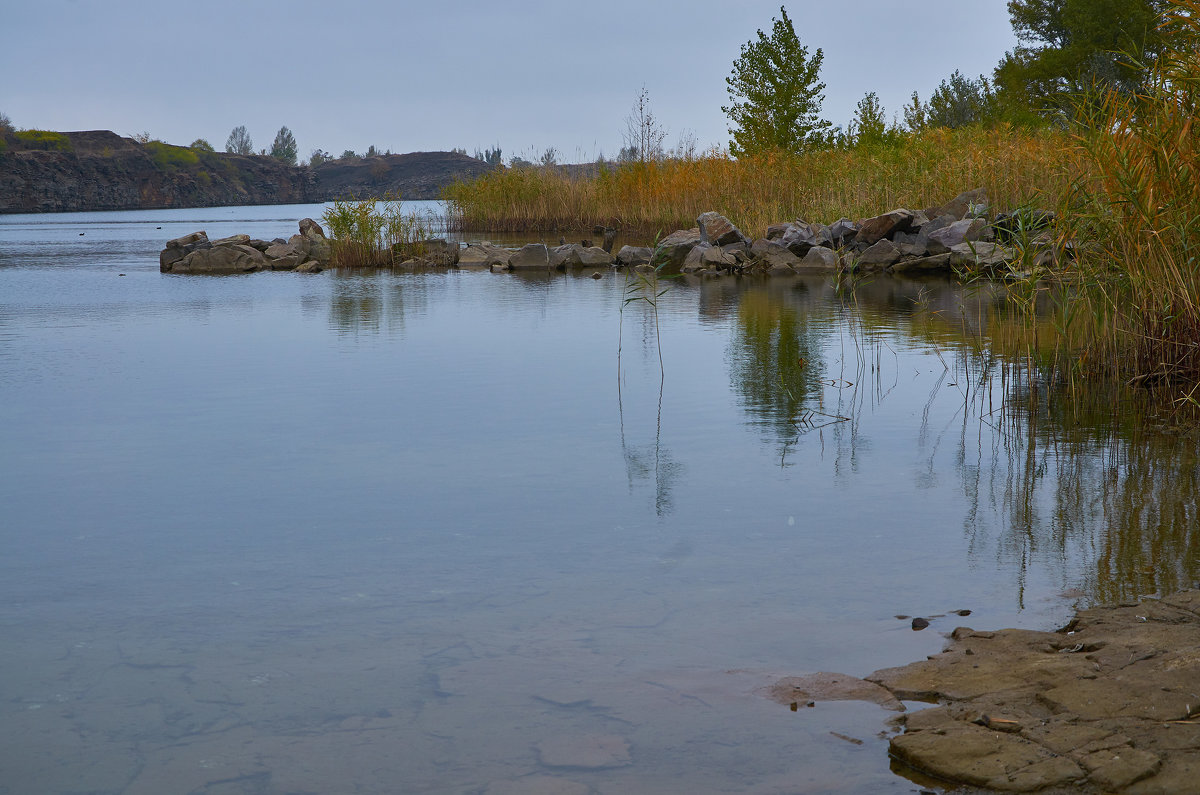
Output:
[
  {"xmin": 444, "ymin": 127, "xmax": 1083, "ymax": 237},
  {"xmin": 1060, "ymin": 0, "xmax": 1200, "ymax": 388},
  {"xmin": 321, "ymin": 199, "xmax": 434, "ymax": 267}
]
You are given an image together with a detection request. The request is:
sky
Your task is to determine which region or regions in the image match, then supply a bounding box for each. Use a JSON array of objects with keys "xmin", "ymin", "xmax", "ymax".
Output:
[{"xmin": 1, "ymin": 0, "xmax": 1019, "ymax": 163}]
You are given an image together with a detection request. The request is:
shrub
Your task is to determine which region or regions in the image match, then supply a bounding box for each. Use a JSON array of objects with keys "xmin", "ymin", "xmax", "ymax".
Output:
[
  {"xmin": 321, "ymin": 199, "xmax": 434, "ymax": 267},
  {"xmin": 144, "ymin": 141, "xmax": 200, "ymax": 170}
]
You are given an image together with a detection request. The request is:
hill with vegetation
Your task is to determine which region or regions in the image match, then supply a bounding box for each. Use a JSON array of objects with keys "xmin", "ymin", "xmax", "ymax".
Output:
[{"xmin": 0, "ymin": 129, "xmax": 494, "ymax": 213}]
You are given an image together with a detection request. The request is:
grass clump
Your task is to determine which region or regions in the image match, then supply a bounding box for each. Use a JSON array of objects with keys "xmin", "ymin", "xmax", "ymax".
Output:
[
  {"xmin": 322, "ymin": 199, "xmax": 434, "ymax": 267},
  {"xmin": 444, "ymin": 127, "xmax": 1082, "ymax": 238},
  {"xmin": 14, "ymin": 129, "xmax": 71, "ymax": 152}
]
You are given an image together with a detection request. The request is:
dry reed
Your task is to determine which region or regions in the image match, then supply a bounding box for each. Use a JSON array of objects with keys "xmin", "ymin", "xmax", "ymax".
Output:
[{"xmin": 444, "ymin": 127, "xmax": 1084, "ymax": 237}]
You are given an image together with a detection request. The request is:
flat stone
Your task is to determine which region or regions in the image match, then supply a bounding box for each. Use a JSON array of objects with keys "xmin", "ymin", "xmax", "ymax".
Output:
[
  {"xmin": 1082, "ymin": 747, "xmax": 1161, "ymax": 790},
  {"xmin": 890, "ymin": 720, "xmax": 1084, "ymax": 790},
  {"xmin": 763, "ymin": 672, "xmax": 904, "ymax": 711},
  {"xmin": 535, "ymin": 734, "xmax": 631, "ymax": 769},
  {"xmin": 858, "ymin": 590, "xmax": 1200, "ymax": 792}
]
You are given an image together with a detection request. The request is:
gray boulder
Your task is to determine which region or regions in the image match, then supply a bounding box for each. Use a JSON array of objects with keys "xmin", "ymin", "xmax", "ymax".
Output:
[
  {"xmin": 170, "ymin": 245, "xmax": 264, "ymax": 274},
  {"xmin": 855, "ymin": 239, "xmax": 902, "ymax": 270},
  {"xmin": 551, "ymin": 243, "xmax": 614, "ymax": 268},
  {"xmin": 615, "ymin": 245, "xmax": 653, "ymax": 268},
  {"xmin": 780, "ymin": 222, "xmax": 825, "ymax": 255},
  {"xmin": 681, "ymin": 243, "xmax": 737, "ymax": 273},
  {"xmin": 828, "ymin": 218, "xmax": 859, "ymax": 247},
  {"xmin": 948, "ymin": 242, "xmax": 1013, "ymax": 270},
  {"xmin": 920, "ymin": 213, "xmax": 958, "ymax": 237},
  {"xmin": 159, "ymin": 230, "xmax": 212, "ymax": 272},
  {"xmin": 765, "ymin": 222, "xmax": 792, "ymax": 241},
  {"xmin": 749, "ymin": 238, "xmax": 801, "ymax": 271},
  {"xmin": 211, "ymin": 233, "xmax": 251, "ymax": 247},
  {"xmin": 697, "ymin": 211, "xmax": 750, "ymax": 247},
  {"xmin": 856, "ymin": 209, "xmax": 917, "ymax": 246},
  {"xmin": 508, "ymin": 242, "xmax": 550, "ymax": 270},
  {"xmin": 460, "ymin": 242, "xmax": 512, "ymax": 270},
  {"xmin": 924, "ymin": 188, "xmax": 988, "ymax": 221},
  {"xmin": 795, "ymin": 245, "xmax": 840, "ymax": 272},
  {"xmin": 419, "ymin": 238, "xmax": 460, "ymax": 266},
  {"xmin": 298, "ymin": 218, "xmax": 331, "ymax": 263},
  {"xmin": 927, "ymin": 218, "xmax": 989, "ymax": 254},
  {"xmin": 653, "ymin": 228, "xmax": 702, "ymax": 270},
  {"xmin": 897, "ymin": 235, "xmax": 931, "ymax": 259}
]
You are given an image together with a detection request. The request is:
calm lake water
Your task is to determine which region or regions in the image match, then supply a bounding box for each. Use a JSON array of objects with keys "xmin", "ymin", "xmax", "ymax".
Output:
[{"xmin": 1, "ymin": 203, "xmax": 1196, "ymax": 794}]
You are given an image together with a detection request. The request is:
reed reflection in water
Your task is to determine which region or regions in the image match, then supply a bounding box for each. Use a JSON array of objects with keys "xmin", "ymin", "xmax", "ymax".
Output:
[{"xmin": 735, "ymin": 273, "xmax": 1200, "ymax": 608}]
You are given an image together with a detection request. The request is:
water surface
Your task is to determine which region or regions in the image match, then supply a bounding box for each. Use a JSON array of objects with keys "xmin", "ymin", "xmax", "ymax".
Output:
[{"xmin": 1, "ymin": 205, "xmax": 1194, "ymax": 794}]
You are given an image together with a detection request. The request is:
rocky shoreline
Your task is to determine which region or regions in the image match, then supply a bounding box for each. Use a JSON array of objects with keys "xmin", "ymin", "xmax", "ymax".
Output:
[
  {"xmin": 159, "ymin": 188, "xmax": 1055, "ymax": 278},
  {"xmin": 765, "ymin": 590, "xmax": 1200, "ymax": 793},
  {"xmin": 456, "ymin": 187, "xmax": 1055, "ymax": 278}
]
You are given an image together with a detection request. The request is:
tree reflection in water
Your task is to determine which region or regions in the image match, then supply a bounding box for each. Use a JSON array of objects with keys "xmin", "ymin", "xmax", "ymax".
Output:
[{"xmin": 728, "ymin": 275, "xmax": 1199, "ymax": 606}]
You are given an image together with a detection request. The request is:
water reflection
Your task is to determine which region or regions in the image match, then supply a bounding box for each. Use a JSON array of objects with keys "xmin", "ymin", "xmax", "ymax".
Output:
[
  {"xmin": 721, "ymin": 274, "xmax": 1200, "ymax": 607},
  {"xmin": 327, "ymin": 269, "xmax": 428, "ymax": 335}
]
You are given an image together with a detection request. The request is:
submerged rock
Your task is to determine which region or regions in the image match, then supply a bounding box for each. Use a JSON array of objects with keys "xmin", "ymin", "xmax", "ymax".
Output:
[{"xmin": 535, "ymin": 734, "xmax": 632, "ymax": 769}]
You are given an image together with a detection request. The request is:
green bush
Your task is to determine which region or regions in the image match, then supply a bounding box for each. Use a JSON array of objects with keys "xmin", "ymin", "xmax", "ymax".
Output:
[
  {"xmin": 145, "ymin": 140, "xmax": 200, "ymax": 170},
  {"xmin": 15, "ymin": 129, "xmax": 71, "ymax": 151}
]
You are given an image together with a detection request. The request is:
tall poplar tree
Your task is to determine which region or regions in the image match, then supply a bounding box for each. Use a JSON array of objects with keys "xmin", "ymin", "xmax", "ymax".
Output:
[{"xmin": 722, "ymin": 6, "xmax": 831, "ymax": 156}]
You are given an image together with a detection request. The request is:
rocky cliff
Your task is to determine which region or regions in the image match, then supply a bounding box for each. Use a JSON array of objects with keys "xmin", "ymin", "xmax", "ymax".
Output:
[{"xmin": 0, "ymin": 130, "xmax": 494, "ymax": 213}]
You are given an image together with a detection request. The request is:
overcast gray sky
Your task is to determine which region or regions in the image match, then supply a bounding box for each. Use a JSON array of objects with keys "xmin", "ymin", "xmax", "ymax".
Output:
[{"xmin": 2, "ymin": 0, "xmax": 1018, "ymax": 163}]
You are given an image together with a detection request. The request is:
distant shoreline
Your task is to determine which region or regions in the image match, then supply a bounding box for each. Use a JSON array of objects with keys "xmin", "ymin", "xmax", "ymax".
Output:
[{"xmin": 0, "ymin": 129, "xmax": 494, "ymax": 215}]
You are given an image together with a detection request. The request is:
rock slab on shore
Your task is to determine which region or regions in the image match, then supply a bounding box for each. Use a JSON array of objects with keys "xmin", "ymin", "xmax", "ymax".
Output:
[{"xmin": 769, "ymin": 590, "xmax": 1200, "ymax": 793}]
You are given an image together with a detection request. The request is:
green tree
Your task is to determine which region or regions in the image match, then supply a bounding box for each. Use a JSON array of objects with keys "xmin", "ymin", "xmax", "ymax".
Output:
[
  {"xmin": 0, "ymin": 111, "xmax": 15, "ymax": 134},
  {"xmin": 926, "ymin": 71, "xmax": 1000, "ymax": 128},
  {"xmin": 723, "ymin": 6, "xmax": 831, "ymax": 156},
  {"xmin": 225, "ymin": 125, "xmax": 253, "ymax": 155},
  {"xmin": 996, "ymin": 0, "xmax": 1170, "ymax": 116},
  {"xmin": 270, "ymin": 126, "xmax": 298, "ymax": 165},
  {"xmin": 190, "ymin": 138, "xmax": 214, "ymax": 152},
  {"xmin": 903, "ymin": 91, "xmax": 928, "ymax": 131},
  {"xmin": 473, "ymin": 146, "xmax": 503, "ymax": 166},
  {"xmin": 850, "ymin": 92, "xmax": 889, "ymax": 145}
]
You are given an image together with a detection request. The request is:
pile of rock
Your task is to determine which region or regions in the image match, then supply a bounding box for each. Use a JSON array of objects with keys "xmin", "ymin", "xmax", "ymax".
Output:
[
  {"xmin": 160, "ymin": 218, "xmax": 332, "ymax": 274},
  {"xmin": 463, "ymin": 189, "xmax": 1053, "ymax": 278},
  {"xmin": 158, "ymin": 190, "xmax": 1054, "ymax": 278}
]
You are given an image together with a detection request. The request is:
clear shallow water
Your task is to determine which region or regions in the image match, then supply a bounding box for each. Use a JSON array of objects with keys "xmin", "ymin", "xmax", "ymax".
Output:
[{"xmin": 1, "ymin": 205, "xmax": 1195, "ymax": 794}]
